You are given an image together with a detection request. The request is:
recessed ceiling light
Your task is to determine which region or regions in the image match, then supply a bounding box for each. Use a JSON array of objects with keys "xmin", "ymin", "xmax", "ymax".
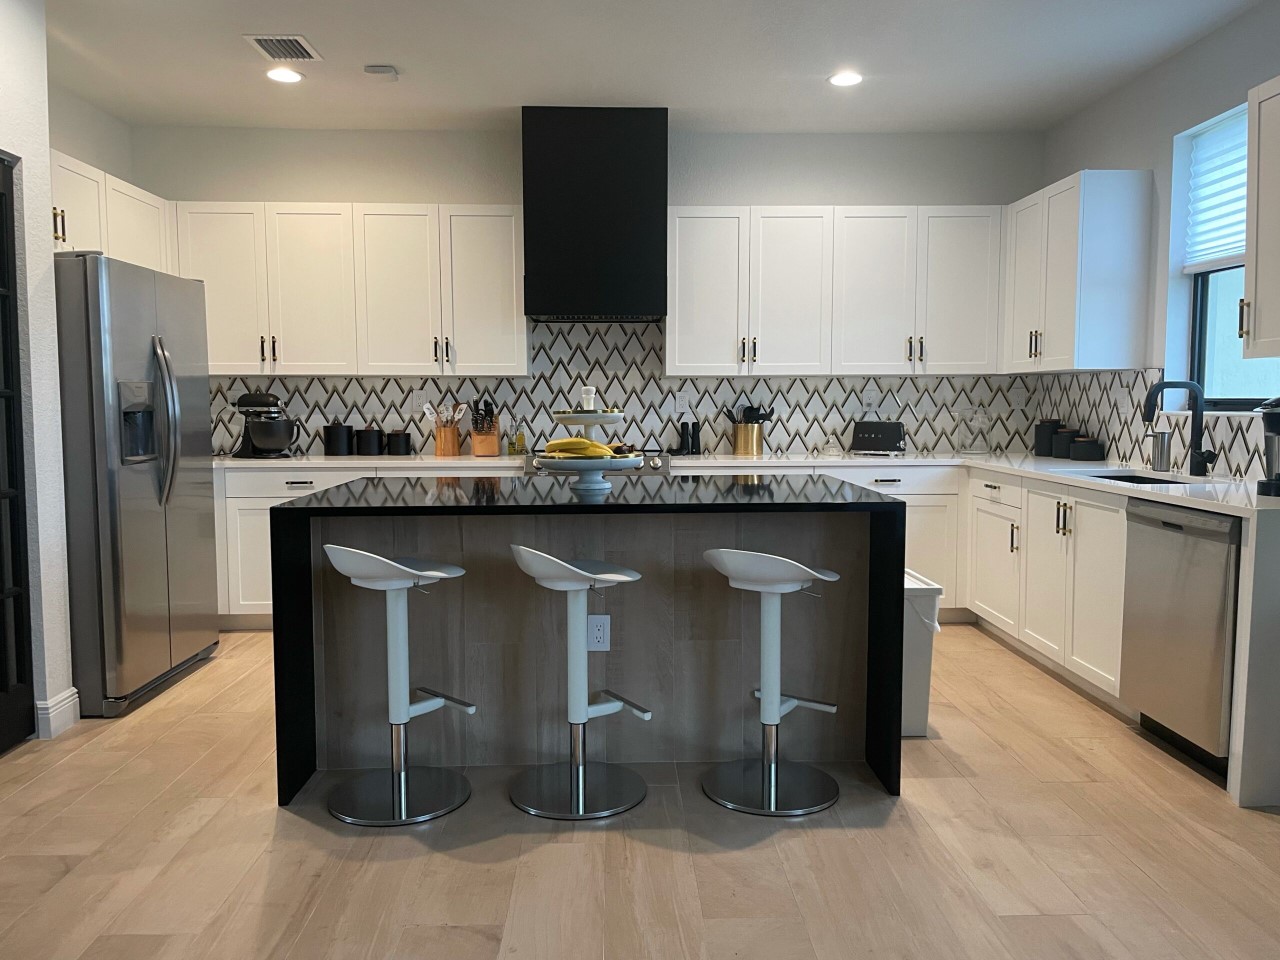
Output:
[
  {"xmin": 267, "ymin": 67, "xmax": 304, "ymax": 83},
  {"xmin": 828, "ymin": 71, "xmax": 863, "ymax": 87}
]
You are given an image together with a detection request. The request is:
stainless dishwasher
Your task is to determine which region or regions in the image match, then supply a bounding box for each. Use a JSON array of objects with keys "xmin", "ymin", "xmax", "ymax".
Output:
[{"xmin": 1120, "ymin": 501, "xmax": 1240, "ymax": 762}]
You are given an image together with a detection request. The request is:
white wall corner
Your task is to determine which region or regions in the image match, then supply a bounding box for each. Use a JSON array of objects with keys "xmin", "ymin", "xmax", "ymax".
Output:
[{"xmin": 36, "ymin": 686, "xmax": 80, "ymax": 739}]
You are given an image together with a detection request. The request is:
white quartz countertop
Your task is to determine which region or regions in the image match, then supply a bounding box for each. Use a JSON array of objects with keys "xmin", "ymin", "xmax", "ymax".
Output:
[
  {"xmin": 212, "ymin": 454, "xmax": 527, "ymax": 471},
  {"xmin": 671, "ymin": 451, "xmax": 1277, "ymax": 518}
]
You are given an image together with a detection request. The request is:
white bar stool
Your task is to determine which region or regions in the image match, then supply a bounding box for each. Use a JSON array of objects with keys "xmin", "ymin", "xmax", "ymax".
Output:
[
  {"xmin": 702, "ymin": 548, "xmax": 841, "ymax": 816},
  {"xmin": 508, "ymin": 545, "xmax": 652, "ymax": 819},
  {"xmin": 323, "ymin": 544, "xmax": 476, "ymax": 826}
]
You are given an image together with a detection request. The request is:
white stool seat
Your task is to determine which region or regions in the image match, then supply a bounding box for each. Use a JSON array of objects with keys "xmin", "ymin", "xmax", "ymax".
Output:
[
  {"xmin": 322, "ymin": 543, "xmax": 473, "ymax": 827},
  {"xmin": 510, "ymin": 545, "xmax": 640, "ymax": 592},
  {"xmin": 704, "ymin": 548, "xmax": 838, "ymax": 594},
  {"xmin": 325, "ymin": 544, "xmax": 464, "ymax": 591}
]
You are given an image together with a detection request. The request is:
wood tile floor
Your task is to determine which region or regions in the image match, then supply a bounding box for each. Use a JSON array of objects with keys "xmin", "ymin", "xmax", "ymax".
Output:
[{"xmin": 2, "ymin": 625, "xmax": 1280, "ymax": 959}]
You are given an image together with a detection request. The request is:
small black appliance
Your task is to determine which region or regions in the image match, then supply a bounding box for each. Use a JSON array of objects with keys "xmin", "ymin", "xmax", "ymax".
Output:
[
  {"xmin": 231, "ymin": 392, "xmax": 299, "ymax": 459},
  {"xmin": 849, "ymin": 420, "xmax": 907, "ymax": 456},
  {"xmin": 1258, "ymin": 396, "xmax": 1280, "ymax": 497}
]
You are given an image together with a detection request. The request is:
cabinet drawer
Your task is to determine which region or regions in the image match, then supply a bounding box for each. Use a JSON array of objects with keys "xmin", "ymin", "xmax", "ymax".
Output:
[
  {"xmin": 819, "ymin": 465, "xmax": 961, "ymax": 495},
  {"xmin": 223, "ymin": 469, "xmax": 368, "ymax": 498},
  {"xmin": 969, "ymin": 470, "xmax": 1021, "ymax": 505}
]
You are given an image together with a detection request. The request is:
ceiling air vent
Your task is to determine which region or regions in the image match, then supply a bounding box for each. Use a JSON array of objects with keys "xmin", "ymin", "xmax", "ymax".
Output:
[{"xmin": 243, "ymin": 35, "xmax": 323, "ymax": 62}]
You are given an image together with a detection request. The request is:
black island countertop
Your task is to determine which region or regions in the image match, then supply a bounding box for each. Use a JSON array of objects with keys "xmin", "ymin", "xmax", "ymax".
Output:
[
  {"xmin": 269, "ymin": 471, "xmax": 906, "ymax": 806},
  {"xmin": 273, "ymin": 471, "xmax": 906, "ymax": 515}
]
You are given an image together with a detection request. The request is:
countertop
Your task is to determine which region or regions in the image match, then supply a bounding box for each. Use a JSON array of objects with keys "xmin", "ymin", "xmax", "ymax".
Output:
[
  {"xmin": 272, "ymin": 472, "xmax": 905, "ymax": 515},
  {"xmin": 212, "ymin": 454, "xmax": 526, "ymax": 471}
]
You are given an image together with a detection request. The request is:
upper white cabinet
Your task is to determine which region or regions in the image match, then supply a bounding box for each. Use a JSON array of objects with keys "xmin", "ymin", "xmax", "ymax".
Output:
[
  {"xmin": 104, "ymin": 175, "xmax": 169, "ymax": 272},
  {"xmin": 831, "ymin": 206, "xmax": 917, "ymax": 375},
  {"xmin": 1001, "ymin": 170, "xmax": 1152, "ymax": 372},
  {"xmin": 665, "ymin": 207, "xmax": 750, "ymax": 376},
  {"xmin": 265, "ymin": 203, "xmax": 359, "ymax": 376},
  {"xmin": 50, "ymin": 150, "xmax": 108, "ymax": 253},
  {"xmin": 176, "ymin": 202, "xmax": 271, "ymax": 376},
  {"xmin": 353, "ymin": 204, "xmax": 443, "ymax": 376},
  {"xmin": 748, "ymin": 207, "xmax": 833, "ymax": 376},
  {"xmin": 916, "ymin": 206, "xmax": 1002, "ymax": 374},
  {"xmin": 1245, "ymin": 74, "xmax": 1280, "ymax": 358},
  {"xmin": 439, "ymin": 205, "xmax": 527, "ymax": 377}
]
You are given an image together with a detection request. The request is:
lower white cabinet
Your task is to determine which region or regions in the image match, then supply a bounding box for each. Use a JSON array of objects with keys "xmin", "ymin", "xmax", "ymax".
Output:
[
  {"xmin": 902, "ymin": 494, "xmax": 958, "ymax": 606},
  {"xmin": 224, "ymin": 496, "xmax": 291, "ymax": 616},
  {"xmin": 1020, "ymin": 481, "xmax": 1071, "ymax": 662},
  {"xmin": 968, "ymin": 496, "xmax": 1022, "ymax": 636}
]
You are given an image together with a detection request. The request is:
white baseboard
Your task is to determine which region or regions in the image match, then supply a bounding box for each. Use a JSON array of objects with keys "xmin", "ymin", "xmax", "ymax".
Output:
[{"xmin": 36, "ymin": 687, "xmax": 81, "ymax": 739}]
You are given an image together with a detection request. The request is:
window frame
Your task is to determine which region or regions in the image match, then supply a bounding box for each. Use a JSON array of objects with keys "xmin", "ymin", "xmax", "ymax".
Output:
[{"xmin": 1189, "ymin": 264, "xmax": 1262, "ymax": 411}]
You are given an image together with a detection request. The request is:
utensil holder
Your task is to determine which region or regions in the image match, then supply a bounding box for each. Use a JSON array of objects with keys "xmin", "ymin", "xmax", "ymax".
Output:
[
  {"xmin": 732, "ymin": 423, "xmax": 763, "ymax": 456},
  {"xmin": 435, "ymin": 424, "xmax": 461, "ymax": 457},
  {"xmin": 471, "ymin": 429, "xmax": 500, "ymax": 457}
]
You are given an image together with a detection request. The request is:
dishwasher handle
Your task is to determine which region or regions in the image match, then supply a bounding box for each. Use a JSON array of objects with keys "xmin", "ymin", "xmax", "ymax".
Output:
[{"xmin": 1125, "ymin": 501, "xmax": 1240, "ymax": 544}]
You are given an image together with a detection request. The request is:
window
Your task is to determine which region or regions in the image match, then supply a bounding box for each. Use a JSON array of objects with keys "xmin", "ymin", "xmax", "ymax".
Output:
[{"xmin": 1184, "ymin": 105, "xmax": 1280, "ymax": 408}]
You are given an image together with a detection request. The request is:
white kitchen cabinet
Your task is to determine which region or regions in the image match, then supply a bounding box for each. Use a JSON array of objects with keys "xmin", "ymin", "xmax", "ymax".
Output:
[
  {"xmin": 831, "ymin": 206, "xmax": 917, "ymax": 375},
  {"xmin": 1245, "ymin": 74, "xmax": 1280, "ymax": 358},
  {"xmin": 439, "ymin": 205, "xmax": 527, "ymax": 377},
  {"xmin": 104, "ymin": 175, "xmax": 169, "ymax": 272},
  {"xmin": 665, "ymin": 207, "xmax": 750, "ymax": 376},
  {"xmin": 1001, "ymin": 171, "xmax": 1151, "ymax": 372},
  {"xmin": 968, "ymin": 496, "xmax": 1021, "ymax": 636},
  {"xmin": 265, "ymin": 203, "xmax": 359, "ymax": 376},
  {"xmin": 748, "ymin": 206, "xmax": 833, "ymax": 375},
  {"xmin": 224, "ymin": 496, "xmax": 291, "ymax": 615},
  {"xmin": 1003, "ymin": 192, "xmax": 1044, "ymax": 375},
  {"xmin": 1064, "ymin": 491, "xmax": 1127, "ymax": 695},
  {"xmin": 50, "ymin": 150, "xmax": 108, "ymax": 253},
  {"xmin": 1019, "ymin": 480, "xmax": 1071, "ymax": 663},
  {"xmin": 353, "ymin": 204, "xmax": 443, "ymax": 376},
  {"xmin": 903, "ymin": 494, "xmax": 958, "ymax": 606},
  {"xmin": 915, "ymin": 206, "xmax": 1001, "ymax": 373},
  {"xmin": 176, "ymin": 202, "xmax": 271, "ymax": 376}
]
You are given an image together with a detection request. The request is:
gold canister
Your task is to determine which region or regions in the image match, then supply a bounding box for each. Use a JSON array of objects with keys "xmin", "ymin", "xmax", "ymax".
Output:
[{"xmin": 732, "ymin": 423, "xmax": 763, "ymax": 456}]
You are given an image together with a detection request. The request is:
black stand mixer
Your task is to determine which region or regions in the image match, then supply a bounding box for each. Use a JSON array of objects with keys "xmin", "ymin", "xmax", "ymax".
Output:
[{"xmin": 231, "ymin": 391, "xmax": 300, "ymax": 459}]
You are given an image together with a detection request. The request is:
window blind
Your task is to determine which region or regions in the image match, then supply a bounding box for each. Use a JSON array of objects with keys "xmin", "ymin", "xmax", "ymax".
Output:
[{"xmin": 1184, "ymin": 105, "xmax": 1248, "ymax": 273}]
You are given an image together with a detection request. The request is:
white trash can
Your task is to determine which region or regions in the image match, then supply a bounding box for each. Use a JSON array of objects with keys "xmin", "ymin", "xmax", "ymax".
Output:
[{"xmin": 902, "ymin": 569, "xmax": 944, "ymax": 737}]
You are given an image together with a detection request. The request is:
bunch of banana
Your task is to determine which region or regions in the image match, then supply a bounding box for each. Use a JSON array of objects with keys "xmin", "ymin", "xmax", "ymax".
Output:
[{"xmin": 544, "ymin": 436, "xmax": 616, "ymax": 458}]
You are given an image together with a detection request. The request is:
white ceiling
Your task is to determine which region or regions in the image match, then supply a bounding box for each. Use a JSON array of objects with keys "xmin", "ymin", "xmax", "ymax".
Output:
[{"xmin": 46, "ymin": 0, "xmax": 1258, "ymax": 133}]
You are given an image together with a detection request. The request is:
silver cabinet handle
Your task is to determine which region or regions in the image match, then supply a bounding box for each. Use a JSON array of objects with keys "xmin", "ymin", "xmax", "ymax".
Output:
[
  {"xmin": 872, "ymin": 478, "xmax": 902, "ymax": 484},
  {"xmin": 1239, "ymin": 299, "xmax": 1250, "ymax": 339},
  {"xmin": 284, "ymin": 480, "xmax": 314, "ymax": 487}
]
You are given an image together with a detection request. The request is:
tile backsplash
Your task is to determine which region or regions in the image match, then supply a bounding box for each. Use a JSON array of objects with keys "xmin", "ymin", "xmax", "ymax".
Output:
[
  {"xmin": 212, "ymin": 322, "xmax": 1039, "ymax": 458},
  {"xmin": 210, "ymin": 321, "xmax": 1268, "ymax": 480}
]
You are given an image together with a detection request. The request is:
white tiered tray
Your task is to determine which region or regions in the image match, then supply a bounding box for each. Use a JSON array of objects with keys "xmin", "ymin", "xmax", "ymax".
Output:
[{"xmin": 537, "ymin": 408, "xmax": 637, "ymax": 492}]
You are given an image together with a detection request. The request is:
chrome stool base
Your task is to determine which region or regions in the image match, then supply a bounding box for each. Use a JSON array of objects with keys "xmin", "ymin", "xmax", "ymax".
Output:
[
  {"xmin": 509, "ymin": 761, "xmax": 647, "ymax": 820},
  {"xmin": 328, "ymin": 767, "xmax": 471, "ymax": 827},
  {"xmin": 701, "ymin": 759, "xmax": 839, "ymax": 817}
]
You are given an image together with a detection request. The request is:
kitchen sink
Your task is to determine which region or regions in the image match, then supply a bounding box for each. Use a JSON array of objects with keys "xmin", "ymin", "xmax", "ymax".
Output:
[{"xmin": 1088, "ymin": 473, "xmax": 1193, "ymax": 485}]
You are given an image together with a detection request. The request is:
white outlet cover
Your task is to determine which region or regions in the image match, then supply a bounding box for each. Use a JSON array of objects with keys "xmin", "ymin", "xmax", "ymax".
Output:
[
  {"xmin": 862, "ymin": 385, "xmax": 882, "ymax": 409},
  {"xmin": 411, "ymin": 389, "xmax": 429, "ymax": 413},
  {"xmin": 674, "ymin": 392, "xmax": 691, "ymax": 419},
  {"xmin": 587, "ymin": 614, "xmax": 610, "ymax": 651},
  {"xmin": 1008, "ymin": 384, "xmax": 1029, "ymax": 408}
]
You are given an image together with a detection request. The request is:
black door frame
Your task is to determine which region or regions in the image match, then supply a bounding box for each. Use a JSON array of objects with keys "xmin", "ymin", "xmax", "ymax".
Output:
[{"xmin": 0, "ymin": 158, "xmax": 36, "ymax": 752}]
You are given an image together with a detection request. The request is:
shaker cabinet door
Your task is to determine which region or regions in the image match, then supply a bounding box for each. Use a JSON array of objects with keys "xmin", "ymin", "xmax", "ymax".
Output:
[
  {"xmin": 1065, "ymin": 492, "xmax": 1127, "ymax": 695},
  {"xmin": 1246, "ymin": 75, "xmax": 1280, "ymax": 358},
  {"xmin": 916, "ymin": 206, "xmax": 1001, "ymax": 374},
  {"xmin": 225, "ymin": 496, "xmax": 291, "ymax": 615},
  {"xmin": 665, "ymin": 207, "xmax": 750, "ymax": 376},
  {"xmin": 50, "ymin": 150, "xmax": 108, "ymax": 254},
  {"xmin": 831, "ymin": 206, "xmax": 917, "ymax": 375},
  {"xmin": 176, "ymin": 201, "xmax": 271, "ymax": 376},
  {"xmin": 968, "ymin": 497, "xmax": 1021, "ymax": 636},
  {"xmin": 1019, "ymin": 482, "xmax": 1070, "ymax": 664},
  {"xmin": 1003, "ymin": 192, "xmax": 1044, "ymax": 374},
  {"xmin": 748, "ymin": 206, "xmax": 833, "ymax": 375},
  {"xmin": 353, "ymin": 204, "xmax": 443, "ymax": 376},
  {"xmin": 105, "ymin": 175, "xmax": 169, "ymax": 273}
]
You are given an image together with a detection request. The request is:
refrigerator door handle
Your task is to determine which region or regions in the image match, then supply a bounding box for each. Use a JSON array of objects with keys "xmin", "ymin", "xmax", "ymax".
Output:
[{"xmin": 153, "ymin": 336, "xmax": 180, "ymax": 507}]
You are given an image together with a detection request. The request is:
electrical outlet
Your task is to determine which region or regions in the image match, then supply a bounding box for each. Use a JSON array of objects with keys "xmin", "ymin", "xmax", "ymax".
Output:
[
  {"xmin": 587, "ymin": 614, "xmax": 610, "ymax": 651},
  {"xmin": 862, "ymin": 385, "xmax": 882, "ymax": 409},
  {"xmin": 1009, "ymin": 384, "xmax": 1029, "ymax": 408},
  {"xmin": 411, "ymin": 389, "xmax": 429, "ymax": 413},
  {"xmin": 674, "ymin": 392, "xmax": 691, "ymax": 420}
]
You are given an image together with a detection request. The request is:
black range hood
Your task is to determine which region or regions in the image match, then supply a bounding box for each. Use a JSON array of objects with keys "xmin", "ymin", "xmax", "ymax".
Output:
[{"xmin": 522, "ymin": 106, "xmax": 667, "ymax": 321}]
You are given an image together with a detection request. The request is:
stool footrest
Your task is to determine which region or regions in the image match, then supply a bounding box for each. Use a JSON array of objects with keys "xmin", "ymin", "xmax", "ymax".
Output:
[
  {"xmin": 412, "ymin": 686, "xmax": 478, "ymax": 717},
  {"xmin": 753, "ymin": 689, "xmax": 837, "ymax": 717},
  {"xmin": 594, "ymin": 689, "xmax": 653, "ymax": 721}
]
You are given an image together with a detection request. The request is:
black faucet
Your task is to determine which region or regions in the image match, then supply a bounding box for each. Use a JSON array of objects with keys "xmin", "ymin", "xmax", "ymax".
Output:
[{"xmin": 1141, "ymin": 380, "xmax": 1218, "ymax": 477}]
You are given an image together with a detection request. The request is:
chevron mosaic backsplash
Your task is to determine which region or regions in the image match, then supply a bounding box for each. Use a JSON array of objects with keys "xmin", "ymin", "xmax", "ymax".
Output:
[
  {"xmin": 1038, "ymin": 368, "xmax": 1269, "ymax": 480},
  {"xmin": 211, "ymin": 323, "xmax": 1040, "ymax": 458},
  {"xmin": 210, "ymin": 322, "xmax": 1269, "ymax": 480}
]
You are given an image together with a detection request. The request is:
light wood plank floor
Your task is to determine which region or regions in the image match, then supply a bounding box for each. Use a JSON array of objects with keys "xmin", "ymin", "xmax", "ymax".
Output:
[{"xmin": 2, "ymin": 625, "xmax": 1280, "ymax": 959}]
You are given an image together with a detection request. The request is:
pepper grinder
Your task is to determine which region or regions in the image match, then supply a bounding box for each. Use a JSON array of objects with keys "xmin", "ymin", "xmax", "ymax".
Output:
[{"xmin": 690, "ymin": 419, "xmax": 702, "ymax": 455}]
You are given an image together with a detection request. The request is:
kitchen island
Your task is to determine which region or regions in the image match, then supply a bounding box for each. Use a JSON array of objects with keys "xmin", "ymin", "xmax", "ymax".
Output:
[{"xmin": 269, "ymin": 473, "xmax": 905, "ymax": 805}]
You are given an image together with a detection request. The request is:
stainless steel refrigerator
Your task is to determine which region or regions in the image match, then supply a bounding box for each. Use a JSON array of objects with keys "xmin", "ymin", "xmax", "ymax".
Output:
[{"xmin": 55, "ymin": 253, "xmax": 219, "ymax": 716}]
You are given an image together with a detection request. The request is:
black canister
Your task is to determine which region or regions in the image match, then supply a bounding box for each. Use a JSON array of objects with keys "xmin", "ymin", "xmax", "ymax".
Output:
[
  {"xmin": 1069, "ymin": 436, "xmax": 1105, "ymax": 461},
  {"xmin": 322, "ymin": 421, "xmax": 354, "ymax": 456},
  {"xmin": 1051, "ymin": 428, "xmax": 1080, "ymax": 458},
  {"xmin": 1033, "ymin": 419, "xmax": 1061, "ymax": 457},
  {"xmin": 385, "ymin": 431, "xmax": 412, "ymax": 456},
  {"xmin": 355, "ymin": 426, "xmax": 385, "ymax": 456}
]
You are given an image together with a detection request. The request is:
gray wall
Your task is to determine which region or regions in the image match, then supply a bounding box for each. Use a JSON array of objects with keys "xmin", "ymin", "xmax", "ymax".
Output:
[
  {"xmin": 1, "ymin": 0, "xmax": 74, "ymax": 733},
  {"xmin": 47, "ymin": 83, "xmax": 134, "ymax": 180},
  {"xmin": 1044, "ymin": 0, "xmax": 1280, "ymax": 373}
]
